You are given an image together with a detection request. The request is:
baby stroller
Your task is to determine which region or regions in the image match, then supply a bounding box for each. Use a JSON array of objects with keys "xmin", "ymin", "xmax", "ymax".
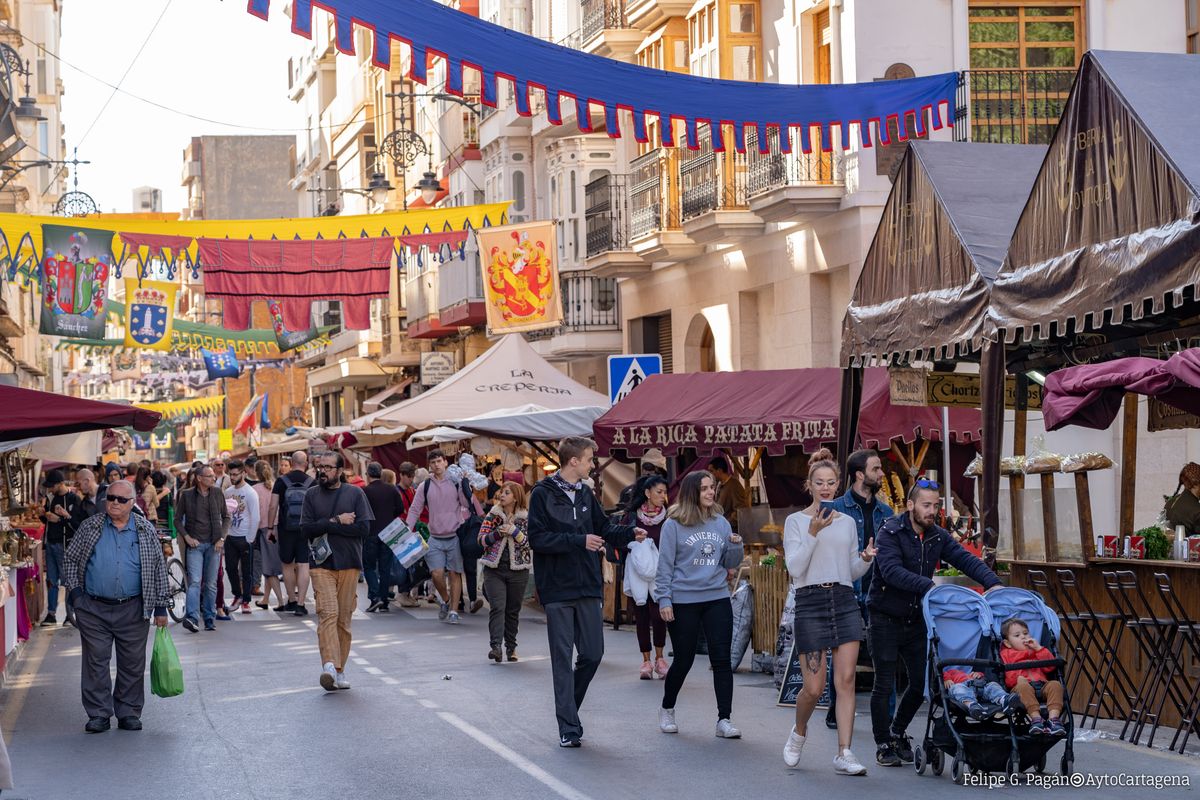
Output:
[
  {"xmin": 915, "ymin": 585, "xmax": 1022, "ymax": 784},
  {"xmin": 986, "ymin": 587, "xmax": 1076, "ymax": 777}
]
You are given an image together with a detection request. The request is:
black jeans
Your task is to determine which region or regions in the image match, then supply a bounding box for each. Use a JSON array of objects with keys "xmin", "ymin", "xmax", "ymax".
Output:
[
  {"xmin": 662, "ymin": 598, "xmax": 734, "ymax": 720},
  {"xmin": 224, "ymin": 536, "xmax": 253, "ymax": 605},
  {"xmin": 363, "ymin": 537, "xmax": 395, "ymax": 603},
  {"xmin": 869, "ymin": 611, "xmax": 928, "ymax": 745}
]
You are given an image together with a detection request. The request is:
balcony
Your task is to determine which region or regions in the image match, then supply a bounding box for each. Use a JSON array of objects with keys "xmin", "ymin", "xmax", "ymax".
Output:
[
  {"xmin": 437, "ymin": 253, "xmax": 486, "ymax": 328},
  {"xmin": 584, "ymin": 173, "xmax": 648, "ymax": 277},
  {"xmin": 955, "ymin": 69, "xmax": 1076, "ymax": 145},
  {"xmin": 744, "ymin": 127, "xmax": 846, "ymax": 223},
  {"xmin": 678, "ymin": 126, "xmax": 764, "ymax": 244},
  {"xmin": 627, "ymin": 149, "xmax": 701, "ymax": 263},
  {"xmin": 623, "ymin": 0, "xmax": 694, "ymax": 33},
  {"xmin": 581, "ymin": 0, "xmax": 643, "ymax": 60},
  {"xmin": 405, "ymin": 266, "xmax": 459, "ymax": 339},
  {"xmin": 527, "ymin": 274, "xmax": 622, "ymax": 359}
]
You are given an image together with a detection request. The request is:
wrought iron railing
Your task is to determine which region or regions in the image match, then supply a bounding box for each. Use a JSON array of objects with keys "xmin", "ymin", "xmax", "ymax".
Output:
[
  {"xmin": 629, "ymin": 149, "xmax": 675, "ymax": 239},
  {"xmin": 585, "ymin": 173, "xmax": 631, "ymax": 257},
  {"xmin": 582, "ymin": 0, "xmax": 629, "ymax": 43},
  {"xmin": 528, "ymin": 274, "xmax": 620, "ymax": 339},
  {"xmin": 745, "ymin": 127, "xmax": 846, "ymax": 197},
  {"xmin": 678, "ymin": 125, "xmax": 749, "ymax": 222},
  {"xmin": 954, "ymin": 68, "xmax": 1076, "ymax": 145}
]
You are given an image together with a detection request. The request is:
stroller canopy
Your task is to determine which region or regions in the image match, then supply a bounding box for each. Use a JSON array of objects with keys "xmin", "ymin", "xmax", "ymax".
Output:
[
  {"xmin": 985, "ymin": 587, "xmax": 1061, "ymax": 646},
  {"xmin": 922, "ymin": 585, "xmax": 997, "ymax": 697}
]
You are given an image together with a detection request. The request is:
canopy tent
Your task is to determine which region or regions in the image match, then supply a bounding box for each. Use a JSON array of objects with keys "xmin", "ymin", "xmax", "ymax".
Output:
[
  {"xmin": 1042, "ymin": 348, "xmax": 1200, "ymax": 431},
  {"xmin": 593, "ymin": 367, "xmax": 981, "ymax": 460},
  {"xmin": 406, "ymin": 426, "xmax": 475, "ymax": 450},
  {"xmin": 989, "ymin": 50, "xmax": 1200, "ymax": 345},
  {"xmin": 841, "ymin": 141, "xmax": 1046, "ymax": 366},
  {"xmin": 352, "ymin": 334, "xmax": 608, "ymax": 437},
  {"xmin": 440, "ymin": 404, "xmax": 605, "ymax": 442},
  {"xmin": 0, "ymin": 385, "xmax": 160, "ymax": 442}
]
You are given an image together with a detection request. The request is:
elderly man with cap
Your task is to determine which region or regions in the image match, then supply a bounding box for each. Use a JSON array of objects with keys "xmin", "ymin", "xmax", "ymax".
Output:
[{"xmin": 63, "ymin": 479, "xmax": 170, "ymax": 733}]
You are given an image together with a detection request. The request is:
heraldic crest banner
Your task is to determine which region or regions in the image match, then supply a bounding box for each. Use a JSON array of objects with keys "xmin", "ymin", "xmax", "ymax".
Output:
[
  {"xmin": 124, "ymin": 278, "xmax": 178, "ymax": 351},
  {"xmin": 476, "ymin": 221, "xmax": 563, "ymax": 335},
  {"xmin": 38, "ymin": 224, "xmax": 114, "ymax": 339}
]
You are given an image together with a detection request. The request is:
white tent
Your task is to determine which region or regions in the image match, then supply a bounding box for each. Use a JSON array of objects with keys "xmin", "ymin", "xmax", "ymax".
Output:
[
  {"xmin": 440, "ymin": 403, "xmax": 605, "ymax": 442},
  {"xmin": 406, "ymin": 426, "xmax": 475, "ymax": 449},
  {"xmin": 352, "ymin": 334, "xmax": 608, "ymax": 438}
]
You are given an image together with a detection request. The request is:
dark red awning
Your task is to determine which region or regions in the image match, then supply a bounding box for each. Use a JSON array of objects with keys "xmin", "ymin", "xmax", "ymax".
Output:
[
  {"xmin": 0, "ymin": 385, "xmax": 161, "ymax": 443},
  {"xmin": 1042, "ymin": 348, "xmax": 1200, "ymax": 431},
  {"xmin": 593, "ymin": 368, "xmax": 980, "ymax": 459}
]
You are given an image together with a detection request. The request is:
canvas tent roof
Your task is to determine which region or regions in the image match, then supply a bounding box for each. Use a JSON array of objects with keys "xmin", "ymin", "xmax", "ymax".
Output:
[
  {"xmin": 592, "ymin": 367, "xmax": 980, "ymax": 460},
  {"xmin": 841, "ymin": 141, "xmax": 1045, "ymax": 366},
  {"xmin": 990, "ymin": 50, "xmax": 1200, "ymax": 345},
  {"xmin": 440, "ymin": 404, "xmax": 605, "ymax": 441},
  {"xmin": 0, "ymin": 384, "xmax": 160, "ymax": 443},
  {"xmin": 352, "ymin": 334, "xmax": 608, "ymax": 435}
]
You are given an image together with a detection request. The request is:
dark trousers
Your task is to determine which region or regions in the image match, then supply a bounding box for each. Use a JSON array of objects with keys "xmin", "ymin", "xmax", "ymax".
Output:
[
  {"xmin": 363, "ymin": 537, "xmax": 396, "ymax": 603},
  {"xmin": 74, "ymin": 595, "xmax": 150, "ymax": 719},
  {"xmin": 869, "ymin": 612, "xmax": 928, "ymax": 744},
  {"xmin": 463, "ymin": 556, "xmax": 479, "ymax": 604},
  {"xmin": 544, "ymin": 598, "xmax": 604, "ymax": 739},
  {"xmin": 252, "ymin": 536, "xmax": 263, "ymax": 588},
  {"xmin": 662, "ymin": 598, "xmax": 734, "ymax": 720},
  {"xmin": 45, "ymin": 542, "xmax": 65, "ymax": 616},
  {"xmin": 634, "ymin": 600, "xmax": 667, "ymax": 652},
  {"xmin": 482, "ymin": 563, "xmax": 528, "ymax": 650},
  {"xmin": 225, "ymin": 536, "xmax": 253, "ymax": 605}
]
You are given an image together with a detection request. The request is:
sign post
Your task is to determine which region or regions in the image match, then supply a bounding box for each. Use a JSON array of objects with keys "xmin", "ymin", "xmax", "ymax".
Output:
[{"xmin": 607, "ymin": 354, "xmax": 663, "ymax": 405}]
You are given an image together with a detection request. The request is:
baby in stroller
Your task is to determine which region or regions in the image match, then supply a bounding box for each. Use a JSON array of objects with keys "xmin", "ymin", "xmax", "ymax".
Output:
[
  {"xmin": 941, "ymin": 666, "xmax": 1021, "ymax": 722},
  {"xmin": 1000, "ymin": 617, "xmax": 1067, "ymax": 737}
]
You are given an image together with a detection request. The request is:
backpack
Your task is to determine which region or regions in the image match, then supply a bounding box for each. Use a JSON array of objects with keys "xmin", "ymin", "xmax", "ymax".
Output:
[
  {"xmin": 282, "ymin": 474, "xmax": 314, "ymax": 530},
  {"xmin": 456, "ymin": 477, "xmax": 485, "ymax": 561}
]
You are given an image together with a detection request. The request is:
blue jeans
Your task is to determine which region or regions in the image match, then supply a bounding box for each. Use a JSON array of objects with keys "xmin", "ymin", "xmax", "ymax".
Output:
[
  {"xmin": 947, "ymin": 679, "xmax": 1010, "ymax": 707},
  {"xmin": 45, "ymin": 542, "xmax": 65, "ymax": 616},
  {"xmin": 185, "ymin": 542, "xmax": 220, "ymax": 623},
  {"xmin": 363, "ymin": 537, "xmax": 396, "ymax": 603}
]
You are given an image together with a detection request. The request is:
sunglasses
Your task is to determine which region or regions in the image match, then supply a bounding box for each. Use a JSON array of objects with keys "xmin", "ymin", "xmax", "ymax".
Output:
[
  {"xmin": 915, "ymin": 479, "xmax": 940, "ymax": 490},
  {"xmin": 107, "ymin": 495, "xmax": 134, "ymax": 504}
]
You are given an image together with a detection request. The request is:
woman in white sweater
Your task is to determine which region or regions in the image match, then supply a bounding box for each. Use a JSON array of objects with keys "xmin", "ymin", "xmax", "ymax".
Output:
[{"xmin": 781, "ymin": 448, "xmax": 876, "ymax": 776}]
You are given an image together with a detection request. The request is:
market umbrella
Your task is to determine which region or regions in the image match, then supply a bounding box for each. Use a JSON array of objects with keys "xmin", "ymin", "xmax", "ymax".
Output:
[{"xmin": 0, "ymin": 384, "xmax": 161, "ymax": 443}]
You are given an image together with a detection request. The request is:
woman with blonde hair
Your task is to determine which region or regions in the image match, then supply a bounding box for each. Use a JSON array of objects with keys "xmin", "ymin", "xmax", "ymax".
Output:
[
  {"xmin": 477, "ymin": 481, "xmax": 532, "ymax": 663},
  {"xmin": 654, "ymin": 470, "xmax": 744, "ymax": 738},
  {"xmin": 254, "ymin": 460, "xmax": 287, "ymax": 610},
  {"xmin": 780, "ymin": 448, "xmax": 876, "ymax": 776}
]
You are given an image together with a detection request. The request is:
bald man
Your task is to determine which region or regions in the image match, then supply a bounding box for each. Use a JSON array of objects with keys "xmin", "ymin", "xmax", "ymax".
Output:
[{"xmin": 273, "ymin": 451, "xmax": 315, "ymax": 615}]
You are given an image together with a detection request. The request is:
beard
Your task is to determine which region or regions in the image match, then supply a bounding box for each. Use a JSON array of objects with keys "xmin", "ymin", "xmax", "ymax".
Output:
[
  {"xmin": 863, "ymin": 477, "xmax": 883, "ymax": 494},
  {"xmin": 318, "ymin": 472, "xmax": 335, "ymax": 488}
]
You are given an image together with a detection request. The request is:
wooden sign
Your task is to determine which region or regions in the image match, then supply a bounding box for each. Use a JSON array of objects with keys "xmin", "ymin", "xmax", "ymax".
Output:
[
  {"xmin": 888, "ymin": 369, "xmax": 1043, "ymax": 410},
  {"xmin": 1147, "ymin": 397, "xmax": 1200, "ymax": 432}
]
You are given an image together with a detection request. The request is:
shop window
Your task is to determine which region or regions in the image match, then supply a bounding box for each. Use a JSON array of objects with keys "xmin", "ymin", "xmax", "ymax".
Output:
[{"xmin": 730, "ymin": 3, "xmax": 756, "ymax": 32}]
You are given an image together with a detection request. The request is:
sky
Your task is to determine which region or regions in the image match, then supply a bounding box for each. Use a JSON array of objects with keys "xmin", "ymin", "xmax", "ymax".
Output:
[{"xmin": 58, "ymin": 0, "xmax": 300, "ymax": 214}]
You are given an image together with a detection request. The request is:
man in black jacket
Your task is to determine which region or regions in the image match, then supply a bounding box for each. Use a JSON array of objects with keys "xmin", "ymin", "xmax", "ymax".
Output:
[
  {"xmin": 867, "ymin": 480, "xmax": 1000, "ymax": 767},
  {"xmin": 528, "ymin": 437, "xmax": 645, "ymax": 748}
]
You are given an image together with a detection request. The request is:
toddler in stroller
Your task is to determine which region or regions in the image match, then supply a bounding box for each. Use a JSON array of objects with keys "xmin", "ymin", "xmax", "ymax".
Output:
[
  {"xmin": 1000, "ymin": 617, "xmax": 1067, "ymax": 737},
  {"xmin": 941, "ymin": 667, "xmax": 1021, "ymax": 722}
]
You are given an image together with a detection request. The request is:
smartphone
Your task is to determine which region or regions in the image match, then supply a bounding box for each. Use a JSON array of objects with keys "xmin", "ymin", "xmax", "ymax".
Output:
[{"xmin": 819, "ymin": 500, "xmax": 839, "ymax": 514}]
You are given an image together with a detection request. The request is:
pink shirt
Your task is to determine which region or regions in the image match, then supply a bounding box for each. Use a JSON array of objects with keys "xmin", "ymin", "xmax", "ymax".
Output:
[{"xmin": 406, "ymin": 475, "xmax": 477, "ymax": 537}]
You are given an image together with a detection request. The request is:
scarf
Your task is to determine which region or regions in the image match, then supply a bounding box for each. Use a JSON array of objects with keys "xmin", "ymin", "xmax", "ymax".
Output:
[
  {"xmin": 636, "ymin": 503, "xmax": 667, "ymax": 527},
  {"xmin": 550, "ymin": 472, "xmax": 583, "ymax": 494}
]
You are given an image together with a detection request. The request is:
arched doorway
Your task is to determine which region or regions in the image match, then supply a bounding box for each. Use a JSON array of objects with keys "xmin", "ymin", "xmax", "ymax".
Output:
[{"xmin": 684, "ymin": 313, "xmax": 718, "ymax": 373}]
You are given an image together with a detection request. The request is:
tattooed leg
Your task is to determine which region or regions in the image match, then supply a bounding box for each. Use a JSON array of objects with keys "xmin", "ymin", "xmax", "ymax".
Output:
[{"xmin": 794, "ymin": 649, "xmax": 827, "ymax": 734}]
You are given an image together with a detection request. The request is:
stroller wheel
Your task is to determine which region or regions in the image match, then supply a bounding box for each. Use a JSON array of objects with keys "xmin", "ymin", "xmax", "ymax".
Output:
[
  {"xmin": 1060, "ymin": 756, "xmax": 1074, "ymax": 776},
  {"xmin": 931, "ymin": 747, "xmax": 945, "ymax": 776},
  {"xmin": 914, "ymin": 745, "xmax": 927, "ymax": 775},
  {"xmin": 952, "ymin": 756, "xmax": 967, "ymax": 785},
  {"xmin": 1035, "ymin": 754, "xmax": 1047, "ymax": 774}
]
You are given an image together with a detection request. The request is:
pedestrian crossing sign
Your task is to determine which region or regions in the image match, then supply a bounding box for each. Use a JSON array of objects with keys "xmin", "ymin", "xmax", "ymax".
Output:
[{"xmin": 608, "ymin": 354, "xmax": 662, "ymax": 405}]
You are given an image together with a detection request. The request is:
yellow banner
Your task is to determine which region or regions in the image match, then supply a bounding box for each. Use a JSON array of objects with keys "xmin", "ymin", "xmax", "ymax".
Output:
[
  {"xmin": 123, "ymin": 278, "xmax": 178, "ymax": 351},
  {"xmin": 218, "ymin": 429, "xmax": 233, "ymax": 452},
  {"xmin": 137, "ymin": 395, "xmax": 225, "ymax": 418},
  {"xmin": 476, "ymin": 221, "xmax": 563, "ymax": 335}
]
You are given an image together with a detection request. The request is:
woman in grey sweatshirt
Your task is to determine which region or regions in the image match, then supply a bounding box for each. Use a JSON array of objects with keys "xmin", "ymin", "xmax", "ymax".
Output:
[{"xmin": 654, "ymin": 470, "xmax": 744, "ymax": 738}]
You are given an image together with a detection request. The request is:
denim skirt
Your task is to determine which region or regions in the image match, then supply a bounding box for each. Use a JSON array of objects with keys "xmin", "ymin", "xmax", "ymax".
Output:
[{"xmin": 792, "ymin": 583, "xmax": 864, "ymax": 652}]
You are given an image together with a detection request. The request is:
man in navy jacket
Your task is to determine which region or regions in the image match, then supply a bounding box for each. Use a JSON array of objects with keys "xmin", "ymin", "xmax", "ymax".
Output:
[
  {"xmin": 867, "ymin": 480, "xmax": 999, "ymax": 767},
  {"xmin": 528, "ymin": 436, "xmax": 645, "ymax": 748}
]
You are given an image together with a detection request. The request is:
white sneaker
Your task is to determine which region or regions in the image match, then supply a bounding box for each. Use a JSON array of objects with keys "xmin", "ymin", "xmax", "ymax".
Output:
[
  {"xmin": 335, "ymin": 671, "xmax": 350, "ymax": 690},
  {"xmin": 783, "ymin": 726, "xmax": 806, "ymax": 767},
  {"xmin": 834, "ymin": 748, "xmax": 867, "ymax": 776},
  {"xmin": 715, "ymin": 718, "xmax": 742, "ymax": 739},
  {"xmin": 659, "ymin": 708, "xmax": 678, "ymax": 734},
  {"xmin": 320, "ymin": 662, "xmax": 337, "ymax": 692}
]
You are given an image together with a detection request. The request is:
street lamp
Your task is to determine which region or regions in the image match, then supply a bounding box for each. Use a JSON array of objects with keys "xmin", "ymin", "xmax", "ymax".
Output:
[
  {"xmin": 416, "ymin": 170, "xmax": 443, "ymax": 205},
  {"xmin": 307, "ymin": 171, "xmax": 394, "ymax": 215},
  {"xmin": 0, "ymin": 43, "xmax": 44, "ymax": 158}
]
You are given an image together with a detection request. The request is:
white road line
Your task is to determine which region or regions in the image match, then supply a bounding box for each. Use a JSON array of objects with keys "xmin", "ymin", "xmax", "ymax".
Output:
[
  {"xmin": 219, "ymin": 686, "xmax": 323, "ymax": 703},
  {"xmin": 380, "ymin": 676, "xmax": 399, "ymax": 685},
  {"xmin": 353, "ymin": 657, "xmax": 370, "ymax": 666},
  {"xmin": 437, "ymin": 712, "xmax": 596, "ymax": 800},
  {"xmin": 400, "ymin": 688, "xmax": 418, "ymax": 696},
  {"xmin": 364, "ymin": 666, "xmax": 384, "ymax": 675},
  {"xmin": 418, "ymin": 699, "xmax": 439, "ymax": 709}
]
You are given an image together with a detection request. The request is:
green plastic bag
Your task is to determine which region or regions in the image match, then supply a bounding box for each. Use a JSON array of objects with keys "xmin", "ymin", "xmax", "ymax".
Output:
[{"xmin": 150, "ymin": 626, "xmax": 184, "ymax": 698}]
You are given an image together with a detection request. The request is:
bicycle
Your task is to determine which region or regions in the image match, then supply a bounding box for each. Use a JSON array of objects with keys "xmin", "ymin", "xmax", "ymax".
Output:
[{"xmin": 159, "ymin": 535, "xmax": 187, "ymax": 623}]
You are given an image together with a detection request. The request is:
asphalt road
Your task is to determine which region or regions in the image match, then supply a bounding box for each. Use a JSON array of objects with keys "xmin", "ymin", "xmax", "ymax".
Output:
[{"xmin": 2, "ymin": 588, "xmax": 1196, "ymax": 800}]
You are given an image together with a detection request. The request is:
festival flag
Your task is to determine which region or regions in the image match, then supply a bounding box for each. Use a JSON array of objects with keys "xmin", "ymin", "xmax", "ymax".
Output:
[
  {"xmin": 123, "ymin": 278, "xmax": 178, "ymax": 351},
  {"xmin": 234, "ymin": 393, "xmax": 266, "ymax": 436},
  {"xmin": 38, "ymin": 225, "xmax": 114, "ymax": 339},
  {"xmin": 476, "ymin": 221, "xmax": 563, "ymax": 335},
  {"xmin": 267, "ymin": 300, "xmax": 322, "ymax": 351},
  {"xmin": 111, "ymin": 350, "xmax": 141, "ymax": 382},
  {"xmin": 260, "ymin": 391, "xmax": 271, "ymax": 430},
  {"xmin": 201, "ymin": 347, "xmax": 241, "ymax": 380}
]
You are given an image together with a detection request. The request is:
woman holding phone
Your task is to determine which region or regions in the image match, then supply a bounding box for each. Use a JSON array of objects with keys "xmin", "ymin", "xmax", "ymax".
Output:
[
  {"xmin": 781, "ymin": 448, "xmax": 876, "ymax": 776},
  {"xmin": 654, "ymin": 470, "xmax": 744, "ymax": 738}
]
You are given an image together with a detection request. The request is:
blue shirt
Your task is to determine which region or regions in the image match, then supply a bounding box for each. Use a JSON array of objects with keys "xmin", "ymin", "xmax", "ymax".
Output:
[{"xmin": 85, "ymin": 516, "xmax": 142, "ymax": 600}]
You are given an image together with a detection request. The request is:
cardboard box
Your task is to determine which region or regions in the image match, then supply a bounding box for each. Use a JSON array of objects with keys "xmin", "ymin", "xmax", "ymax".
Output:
[
  {"xmin": 1189, "ymin": 537, "xmax": 1200, "ymax": 563},
  {"xmin": 1126, "ymin": 536, "xmax": 1145, "ymax": 559},
  {"xmin": 1099, "ymin": 535, "xmax": 1120, "ymax": 557}
]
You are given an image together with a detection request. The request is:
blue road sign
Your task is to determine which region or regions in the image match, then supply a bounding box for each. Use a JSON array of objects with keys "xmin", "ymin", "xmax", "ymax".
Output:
[{"xmin": 607, "ymin": 353, "xmax": 663, "ymax": 405}]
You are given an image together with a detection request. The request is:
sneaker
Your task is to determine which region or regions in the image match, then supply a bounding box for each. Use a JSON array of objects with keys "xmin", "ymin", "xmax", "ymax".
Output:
[
  {"xmin": 438, "ymin": 602, "xmax": 450, "ymax": 620},
  {"xmin": 377, "ymin": 604, "xmax": 390, "ymax": 613},
  {"xmin": 204, "ymin": 621, "xmax": 216, "ymax": 631},
  {"xmin": 654, "ymin": 657, "xmax": 670, "ymax": 679},
  {"xmin": 447, "ymin": 611, "xmax": 460, "ymax": 625},
  {"xmin": 274, "ymin": 603, "xmax": 291, "ymax": 612},
  {"xmin": 366, "ymin": 600, "xmax": 382, "ymax": 613},
  {"xmin": 1046, "ymin": 718, "xmax": 1066, "ymax": 737},
  {"xmin": 559, "ymin": 735, "xmax": 582, "ymax": 748},
  {"xmin": 875, "ymin": 741, "xmax": 901, "ymax": 767},
  {"xmin": 1027, "ymin": 718, "xmax": 1046, "ymax": 735},
  {"xmin": 967, "ymin": 703, "xmax": 990, "ymax": 721},
  {"xmin": 470, "ymin": 599, "xmax": 484, "ymax": 614},
  {"xmin": 659, "ymin": 708, "xmax": 678, "ymax": 734},
  {"xmin": 320, "ymin": 662, "xmax": 337, "ymax": 691},
  {"xmin": 1002, "ymin": 692, "xmax": 1024, "ymax": 716},
  {"xmin": 640, "ymin": 661, "xmax": 654, "ymax": 680},
  {"xmin": 182, "ymin": 617, "xmax": 198, "ymax": 633},
  {"xmin": 293, "ymin": 605, "xmax": 308, "ymax": 617},
  {"xmin": 335, "ymin": 671, "xmax": 351, "ymax": 690},
  {"xmin": 783, "ymin": 726, "xmax": 806, "ymax": 767},
  {"xmin": 891, "ymin": 732, "xmax": 914, "ymax": 763},
  {"xmin": 825, "ymin": 713, "xmax": 838, "ymax": 730},
  {"xmin": 400, "ymin": 595, "xmax": 420, "ymax": 608},
  {"xmin": 833, "ymin": 749, "xmax": 867, "ymax": 776},
  {"xmin": 715, "ymin": 718, "xmax": 741, "ymax": 739},
  {"xmin": 240, "ymin": 602, "xmax": 252, "ymax": 615},
  {"xmin": 41, "ymin": 612, "xmax": 56, "ymax": 626}
]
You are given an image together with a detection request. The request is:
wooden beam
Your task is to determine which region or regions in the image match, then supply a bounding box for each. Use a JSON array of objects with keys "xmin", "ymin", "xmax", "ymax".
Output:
[
  {"xmin": 1119, "ymin": 393, "xmax": 1138, "ymax": 536},
  {"xmin": 1040, "ymin": 472, "xmax": 1058, "ymax": 562},
  {"xmin": 1074, "ymin": 472, "xmax": 1095, "ymax": 559},
  {"xmin": 1011, "ymin": 374, "xmax": 1029, "ymax": 559},
  {"xmin": 979, "ymin": 341, "xmax": 1007, "ymax": 565}
]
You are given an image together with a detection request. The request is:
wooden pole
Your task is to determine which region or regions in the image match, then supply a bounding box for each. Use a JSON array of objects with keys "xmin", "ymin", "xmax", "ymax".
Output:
[
  {"xmin": 979, "ymin": 341, "xmax": 1006, "ymax": 566},
  {"xmin": 1119, "ymin": 393, "xmax": 1138, "ymax": 536},
  {"xmin": 1039, "ymin": 472, "xmax": 1058, "ymax": 562},
  {"xmin": 1011, "ymin": 374, "xmax": 1029, "ymax": 559},
  {"xmin": 1075, "ymin": 472, "xmax": 1095, "ymax": 560}
]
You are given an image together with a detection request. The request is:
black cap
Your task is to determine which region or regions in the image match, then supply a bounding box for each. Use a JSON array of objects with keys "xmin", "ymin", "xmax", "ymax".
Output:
[{"xmin": 43, "ymin": 469, "xmax": 66, "ymax": 487}]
